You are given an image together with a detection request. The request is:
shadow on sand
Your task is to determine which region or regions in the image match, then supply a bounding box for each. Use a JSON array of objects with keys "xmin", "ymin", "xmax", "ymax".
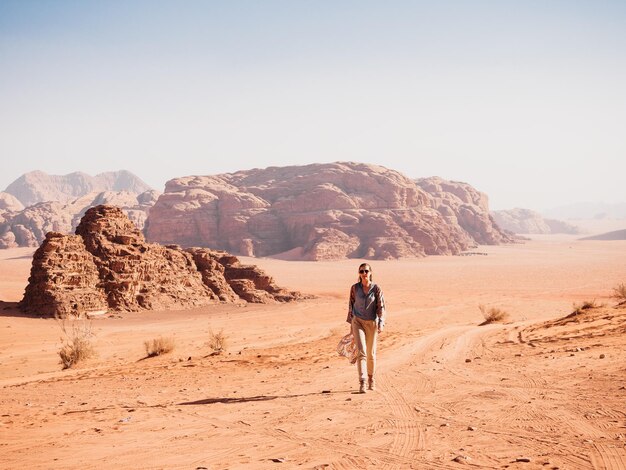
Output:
[
  {"xmin": 5, "ymin": 253, "xmax": 36, "ymax": 260},
  {"xmin": 179, "ymin": 390, "xmax": 354, "ymax": 406},
  {"xmin": 0, "ymin": 301, "xmax": 32, "ymax": 318}
]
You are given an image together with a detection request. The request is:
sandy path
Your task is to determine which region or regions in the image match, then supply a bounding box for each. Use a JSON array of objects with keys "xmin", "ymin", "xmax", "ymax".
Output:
[{"xmin": 1, "ymin": 237, "xmax": 626, "ymax": 469}]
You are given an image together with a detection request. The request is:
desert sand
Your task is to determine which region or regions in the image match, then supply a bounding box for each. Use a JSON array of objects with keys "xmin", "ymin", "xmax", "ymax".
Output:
[{"xmin": 1, "ymin": 236, "xmax": 625, "ymax": 469}]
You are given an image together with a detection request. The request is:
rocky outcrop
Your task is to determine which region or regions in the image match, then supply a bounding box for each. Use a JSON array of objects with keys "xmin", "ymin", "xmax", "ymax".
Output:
[
  {"xmin": 187, "ymin": 249, "xmax": 299, "ymax": 303},
  {"xmin": 416, "ymin": 177, "xmax": 514, "ymax": 245},
  {"xmin": 0, "ymin": 192, "xmax": 24, "ymax": 212},
  {"xmin": 544, "ymin": 218, "xmax": 582, "ymax": 235},
  {"xmin": 0, "ymin": 202, "xmax": 73, "ymax": 249},
  {"xmin": 0, "ymin": 193, "xmax": 27, "ymax": 248},
  {"xmin": 20, "ymin": 232, "xmax": 108, "ymax": 318},
  {"xmin": 145, "ymin": 162, "xmax": 491, "ymax": 260},
  {"xmin": 71, "ymin": 189, "xmax": 160, "ymax": 233},
  {"xmin": 5, "ymin": 170, "xmax": 152, "ymax": 207},
  {"xmin": 0, "ymin": 228, "xmax": 16, "ymax": 249},
  {"xmin": 491, "ymin": 208, "xmax": 581, "ymax": 234},
  {"xmin": 20, "ymin": 205, "xmax": 301, "ymax": 317},
  {"xmin": 0, "ymin": 190, "xmax": 158, "ymax": 249}
]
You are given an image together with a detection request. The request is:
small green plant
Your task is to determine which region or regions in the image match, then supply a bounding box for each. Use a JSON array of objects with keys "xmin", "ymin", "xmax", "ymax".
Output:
[
  {"xmin": 58, "ymin": 319, "xmax": 96, "ymax": 369},
  {"xmin": 144, "ymin": 336, "xmax": 175, "ymax": 357},
  {"xmin": 611, "ymin": 282, "xmax": 626, "ymax": 304},
  {"xmin": 478, "ymin": 304, "xmax": 509, "ymax": 325},
  {"xmin": 208, "ymin": 328, "xmax": 228, "ymax": 354}
]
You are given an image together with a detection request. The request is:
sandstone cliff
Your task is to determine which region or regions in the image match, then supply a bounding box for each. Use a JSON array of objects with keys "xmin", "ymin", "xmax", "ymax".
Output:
[
  {"xmin": 416, "ymin": 176, "xmax": 515, "ymax": 245},
  {"xmin": 20, "ymin": 205, "xmax": 301, "ymax": 318},
  {"xmin": 491, "ymin": 208, "xmax": 581, "ymax": 234},
  {"xmin": 145, "ymin": 162, "xmax": 511, "ymax": 260},
  {"xmin": 20, "ymin": 232, "xmax": 109, "ymax": 318}
]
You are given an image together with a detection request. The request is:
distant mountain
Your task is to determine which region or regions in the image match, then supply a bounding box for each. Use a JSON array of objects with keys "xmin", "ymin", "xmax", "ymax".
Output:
[
  {"xmin": 543, "ymin": 202, "xmax": 626, "ymax": 220},
  {"xmin": 491, "ymin": 208, "xmax": 581, "ymax": 235},
  {"xmin": 4, "ymin": 170, "xmax": 152, "ymax": 207},
  {"xmin": 0, "ymin": 189, "xmax": 160, "ymax": 249}
]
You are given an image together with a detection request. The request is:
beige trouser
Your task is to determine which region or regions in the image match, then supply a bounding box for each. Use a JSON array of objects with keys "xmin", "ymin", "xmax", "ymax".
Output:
[{"xmin": 351, "ymin": 316, "xmax": 378, "ymax": 382}]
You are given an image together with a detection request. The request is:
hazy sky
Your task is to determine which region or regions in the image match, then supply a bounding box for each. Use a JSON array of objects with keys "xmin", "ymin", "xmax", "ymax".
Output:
[{"xmin": 1, "ymin": 1, "xmax": 625, "ymax": 211}]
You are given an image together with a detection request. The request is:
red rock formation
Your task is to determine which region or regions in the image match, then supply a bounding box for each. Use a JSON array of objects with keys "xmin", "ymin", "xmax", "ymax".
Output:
[
  {"xmin": 146, "ymin": 162, "xmax": 478, "ymax": 260},
  {"xmin": 185, "ymin": 248, "xmax": 239, "ymax": 302},
  {"xmin": 200, "ymin": 249, "xmax": 302, "ymax": 303},
  {"xmin": 416, "ymin": 176, "xmax": 514, "ymax": 245},
  {"xmin": 74, "ymin": 205, "xmax": 214, "ymax": 312},
  {"xmin": 20, "ymin": 205, "xmax": 301, "ymax": 317},
  {"xmin": 20, "ymin": 232, "xmax": 108, "ymax": 317}
]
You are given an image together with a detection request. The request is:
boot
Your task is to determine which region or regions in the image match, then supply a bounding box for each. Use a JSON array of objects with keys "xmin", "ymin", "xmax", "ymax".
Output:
[
  {"xmin": 359, "ymin": 380, "xmax": 367, "ymax": 394},
  {"xmin": 368, "ymin": 375, "xmax": 376, "ymax": 391}
]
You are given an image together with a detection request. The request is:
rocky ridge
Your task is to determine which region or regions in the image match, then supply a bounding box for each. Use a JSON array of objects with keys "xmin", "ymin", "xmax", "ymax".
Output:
[
  {"xmin": 20, "ymin": 205, "xmax": 301, "ymax": 317},
  {"xmin": 0, "ymin": 190, "xmax": 159, "ymax": 249},
  {"xmin": 5, "ymin": 170, "xmax": 152, "ymax": 207},
  {"xmin": 416, "ymin": 176, "xmax": 514, "ymax": 245},
  {"xmin": 145, "ymin": 162, "xmax": 512, "ymax": 260},
  {"xmin": 491, "ymin": 208, "xmax": 581, "ymax": 235}
]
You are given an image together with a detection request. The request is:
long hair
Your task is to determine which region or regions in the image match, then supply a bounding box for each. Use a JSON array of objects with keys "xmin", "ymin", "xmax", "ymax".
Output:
[{"xmin": 357, "ymin": 263, "xmax": 373, "ymax": 283}]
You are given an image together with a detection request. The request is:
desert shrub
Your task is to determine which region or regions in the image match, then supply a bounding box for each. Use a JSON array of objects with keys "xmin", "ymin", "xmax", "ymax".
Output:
[
  {"xmin": 58, "ymin": 319, "xmax": 96, "ymax": 369},
  {"xmin": 611, "ymin": 282, "xmax": 626, "ymax": 304},
  {"xmin": 478, "ymin": 304, "xmax": 509, "ymax": 325},
  {"xmin": 208, "ymin": 328, "xmax": 228, "ymax": 354},
  {"xmin": 572, "ymin": 299, "xmax": 599, "ymax": 315},
  {"xmin": 144, "ymin": 336, "xmax": 175, "ymax": 357}
]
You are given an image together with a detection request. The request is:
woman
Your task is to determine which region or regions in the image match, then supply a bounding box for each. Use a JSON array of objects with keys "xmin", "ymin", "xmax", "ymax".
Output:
[{"xmin": 346, "ymin": 263, "xmax": 386, "ymax": 393}]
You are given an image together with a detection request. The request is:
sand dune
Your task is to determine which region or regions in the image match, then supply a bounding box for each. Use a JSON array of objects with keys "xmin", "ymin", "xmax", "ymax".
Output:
[
  {"xmin": 1, "ymin": 237, "xmax": 625, "ymax": 469},
  {"xmin": 581, "ymin": 229, "xmax": 626, "ymax": 241}
]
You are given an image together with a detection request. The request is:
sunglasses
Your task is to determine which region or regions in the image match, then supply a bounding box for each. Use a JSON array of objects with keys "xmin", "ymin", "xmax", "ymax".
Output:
[{"xmin": 359, "ymin": 269, "xmax": 370, "ymax": 274}]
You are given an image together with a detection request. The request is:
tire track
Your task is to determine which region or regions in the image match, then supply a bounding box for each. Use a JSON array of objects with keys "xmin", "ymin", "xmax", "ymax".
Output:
[
  {"xmin": 379, "ymin": 378, "xmax": 424, "ymax": 468},
  {"xmin": 254, "ymin": 417, "xmax": 415, "ymax": 468},
  {"xmin": 591, "ymin": 442, "xmax": 626, "ymax": 470}
]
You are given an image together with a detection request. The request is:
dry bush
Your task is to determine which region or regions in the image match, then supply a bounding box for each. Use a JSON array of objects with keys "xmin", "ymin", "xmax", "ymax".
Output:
[
  {"xmin": 478, "ymin": 304, "xmax": 509, "ymax": 325},
  {"xmin": 144, "ymin": 336, "xmax": 175, "ymax": 357},
  {"xmin": 58, "ymin": 319, "xmax": 96, "ymax": 369},
  {"xmin": 572, "ymin": 299, "xmax": 599, "ymax": 315},
  {"xmin": 208, "ymin": 328, "xmax": 228, "ymax": 354},
  {"xmin": 612, "ymin": 282, "xmax": 626, "ymax": 304}
]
